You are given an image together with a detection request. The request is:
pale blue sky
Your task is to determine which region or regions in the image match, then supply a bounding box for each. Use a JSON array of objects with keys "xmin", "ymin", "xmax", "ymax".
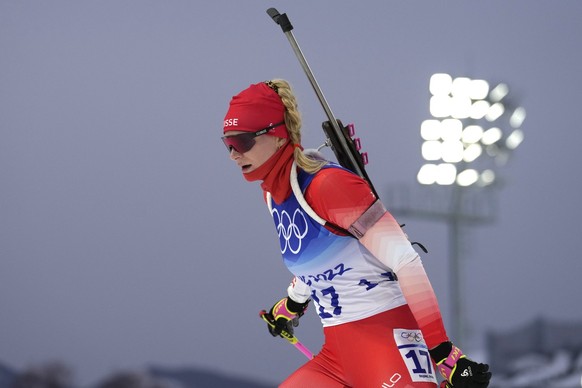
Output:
[{"xmin": 1, "ymin": 1, "xmax": 581, "ymax": 386}]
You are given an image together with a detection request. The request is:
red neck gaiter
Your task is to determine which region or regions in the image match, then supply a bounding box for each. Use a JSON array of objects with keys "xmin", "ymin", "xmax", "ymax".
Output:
[{"xmin": 244, "ymin": 141, "xmax": 294, "ymax": 204}]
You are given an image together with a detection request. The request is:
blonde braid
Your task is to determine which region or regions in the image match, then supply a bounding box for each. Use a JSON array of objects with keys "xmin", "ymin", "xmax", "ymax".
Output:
[{"xmin": 268, "ymin": 79, "xmax": 327, "ymax": 174}]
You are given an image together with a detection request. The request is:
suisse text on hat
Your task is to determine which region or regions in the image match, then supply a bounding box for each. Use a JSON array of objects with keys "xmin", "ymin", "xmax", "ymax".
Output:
[{"xmin": 224, "ymin": 118, "xmax": 239, "ymax": 127}]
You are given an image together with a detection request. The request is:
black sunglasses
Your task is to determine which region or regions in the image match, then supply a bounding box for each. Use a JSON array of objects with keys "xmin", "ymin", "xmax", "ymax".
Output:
[{"xmin": 222, "ymin": 121, "xmax": 285, "ymax": 153}]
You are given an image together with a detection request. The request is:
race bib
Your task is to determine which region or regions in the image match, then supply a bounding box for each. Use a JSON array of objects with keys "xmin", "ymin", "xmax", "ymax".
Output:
[{"xmin": 393, "ymin": 328, "xmax": 437, "ymax": 384}]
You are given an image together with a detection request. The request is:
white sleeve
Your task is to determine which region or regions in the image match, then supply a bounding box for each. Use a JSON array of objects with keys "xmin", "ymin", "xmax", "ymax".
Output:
[
  {"xmin": 287, "ymin": 276, "xmax": 311, "ymax": 303},
  {"xmin": 359, "ymin": 211, "xmax": 419, "ymax": 273}
]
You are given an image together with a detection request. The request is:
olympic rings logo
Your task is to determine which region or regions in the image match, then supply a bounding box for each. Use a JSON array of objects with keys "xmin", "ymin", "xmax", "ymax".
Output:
[
  {"xmin": 400, "ymin": 331, "xmax": 423, "ymax": 343},
  {"xmin": 271, "ymin": 208, "xmax": 308, "ymax": 254}
]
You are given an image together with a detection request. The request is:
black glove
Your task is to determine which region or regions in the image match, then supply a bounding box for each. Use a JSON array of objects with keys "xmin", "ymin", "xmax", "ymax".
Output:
[
  {"xmin": 265, "ymin": 297, "xmax": 309, "ymax": 337},
  {"xmin": 430, "ymin": 342, "xmax": 491, "ymax": 388}
]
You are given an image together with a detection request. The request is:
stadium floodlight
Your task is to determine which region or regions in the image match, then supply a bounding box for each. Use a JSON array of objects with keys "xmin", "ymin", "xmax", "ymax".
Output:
[
  {"xmin": 409, "ymin": 73, "xmax": 526, "ymax": 345},
  {"xmin": 418, "ymin": 73, "xmax": 526, "ymax": 187},
  {"xmin": 489, "ymin": 83, "xmax": 509, "ymax": 102}
]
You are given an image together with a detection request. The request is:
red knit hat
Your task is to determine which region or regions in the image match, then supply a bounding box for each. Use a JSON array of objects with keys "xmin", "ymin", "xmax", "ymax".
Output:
[{"xmin": 223, "ymin": 82, "xmax": 289, "ymax": 138}]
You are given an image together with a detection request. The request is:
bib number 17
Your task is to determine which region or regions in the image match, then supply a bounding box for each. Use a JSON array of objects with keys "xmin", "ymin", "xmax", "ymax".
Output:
[
  {"xmin": 393, "ymin": 329, "xmax": 437, "ymax": 384},
  {"xmin": 311, "ymin": 286, "xmax": 342, "ymax": 319}
]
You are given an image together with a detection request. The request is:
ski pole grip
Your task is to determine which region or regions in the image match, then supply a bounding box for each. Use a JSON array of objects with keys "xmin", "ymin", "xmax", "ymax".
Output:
[{"xmin": 266, "ymin": 8, "xmax": 293, "ymax": 32}]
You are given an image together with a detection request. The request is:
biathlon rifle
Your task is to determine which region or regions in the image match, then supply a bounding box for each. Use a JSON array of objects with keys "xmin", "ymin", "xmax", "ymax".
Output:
[{"xmin": 266, "ymin": 8, "xmax": 379, "ymax": 200}]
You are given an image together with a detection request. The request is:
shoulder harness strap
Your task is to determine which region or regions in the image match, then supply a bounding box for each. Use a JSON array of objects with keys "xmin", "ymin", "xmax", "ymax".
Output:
[
  {"xmin": 267, "ymin": 162, "xmax": 428, "ymax": 251},
  {"xmin": 266, "ymin": 162, "xmax": 350, "ymax": 235},
  {"xmin": 290, "ymin": 161, "xmax": 326, "ymax": 226},
  {"xmin": 291, "ymin": 161, "xmax": 385, "ymax": 239}
]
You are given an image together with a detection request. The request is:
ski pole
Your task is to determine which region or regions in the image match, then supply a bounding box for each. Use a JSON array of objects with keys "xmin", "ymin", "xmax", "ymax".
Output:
[
  {"xmin": 266, "ymin": 8, "xmax": 378, "ymax": 199},
  {"xmin": 259, "ymin": 310, "xmax": 314, "ymax": 359}
]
